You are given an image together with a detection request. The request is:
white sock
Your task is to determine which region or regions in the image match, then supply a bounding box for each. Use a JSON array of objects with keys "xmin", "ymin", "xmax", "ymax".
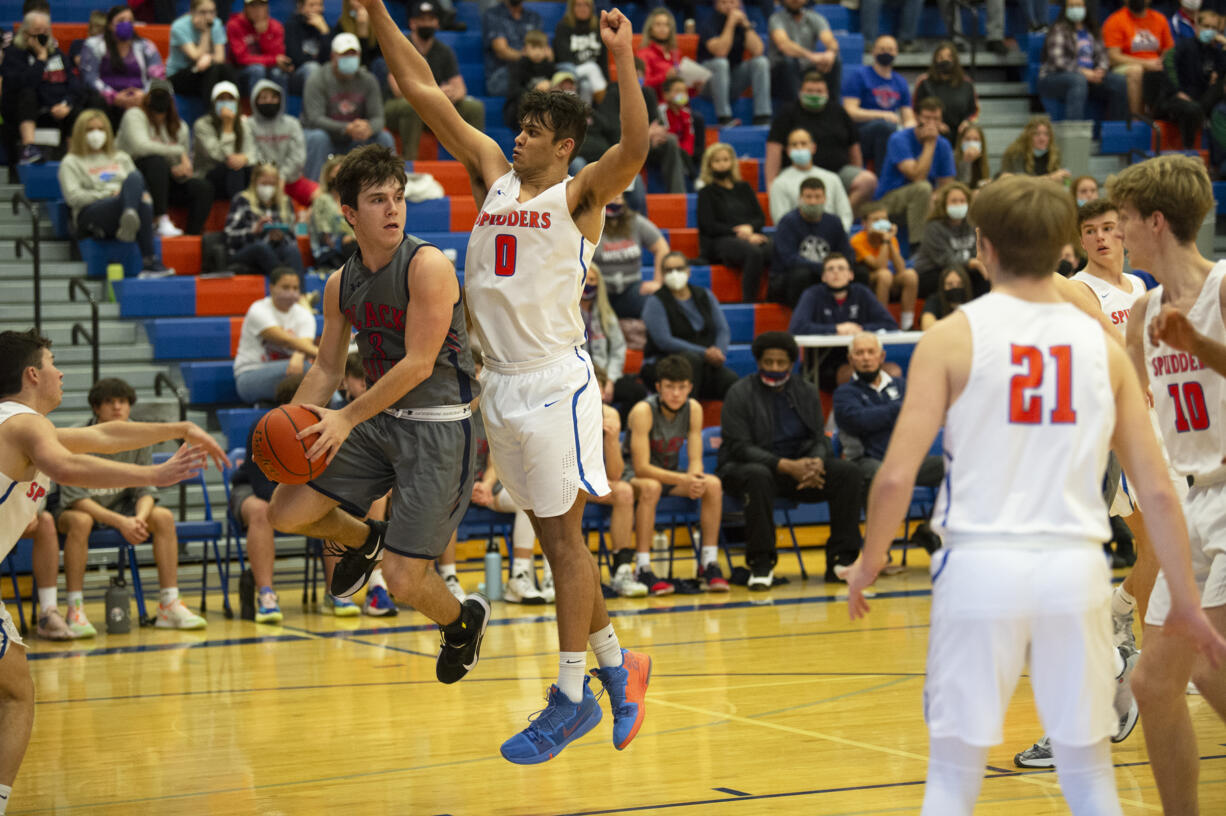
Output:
[
  {"xmin": 368, "ymin": 566, "xmax": 387, "ymax": 589},
  {"xmin": 558, "ymin": 651, "xmax": 587, "ymax": 703},
  {"xmin": 67, "ymin": 591, "xmax": 84, "ymax": 609},
  {"xmin": 1113, "ymin": 646, "xmax": 1125, "ymax": 678},
  {"xmin": 37, "ymin": 587, "xmax": 56, "ymax": 613},
  {"xmin": 635, "ymin": 552, "xmax": 651, "ymax": 571},
  {"xmin": 438, "ymin": 563, "xmax": 457, "ymax": 578},
  {"xmin": 511, "ymin": 557, "xmax": 534, "ymax": 577},
  {"xmin": 589, "ymin": 623, "xmax": 623, "ymax": 669},
  {"xmin": 1111, "ymin": 585, "xmax": 1136, "ymax": 616},
  {"xmin": 921, "ymin": 737, "xmax": 987, "ymax": 816},
  {"xmin": 701, "ymin": 545, "xmax": 719, "ymax": 567},
  {"xmin": 1050, "ymin": 739, "xmax": 1124, "ymax": 816},
  {"xmin": 0, "ymin": 783, "xmax": 11, "ymax": 815},
  {"xmin": 159, "ymin": 587, "xmax": 179, "ymax": 606},
  {"xmin": 901, "ymin": 311, "xmax": 915, "ymax": 330}
]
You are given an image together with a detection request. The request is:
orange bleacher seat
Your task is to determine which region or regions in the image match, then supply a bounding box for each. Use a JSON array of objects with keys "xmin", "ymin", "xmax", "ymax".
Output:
[
  {"xmin": 668, "ymin": 227, "xmax": 699, "ymax": 258},
  {"xmin": 136, "ymin": 24, "xmax": 171, "ymax": 60},
  {"xmin": 1154, "ymin": 119, "xmax": 1199, "ymax": 152},
  {"xmin": 624, "ymin": 348, "xmax": 643, "ymax": 375},
  {"xmin": 415, "ymin": 161, "xmax": 472, "ymax": 197},
  {"xmin": 50, "ymin": 23, "xmax": 90, "ymax": 47},
  {"xmin": 418, "ymin": 133, "xmax": 440, "ymax": 161},
  {"xmin": 738, "ymin": 158, "xmax": 759, "ymax": 189},
  {"xmin": 700, "ymin": 399, "xmax": 722, "ymax": 428},
  {"xmin": 229, "ymin": 316, "xmax": 243, "ymax": 357},
  {"xmin": 204, "ymin": 200, "xmax": 230, "ymax": 233},
  {"xmin": 297, "ymin": 234, "xmax": 315, "ymax": 268},
  {"xmin": 756, "ymin": 191, "xmax": 771, "ymax": 226},
  {"xmin": 646, "ymin": 194, "xmax": 688, "ymax": 228},
  {"xmin": 754, "ymin": 303, "xmax": 791, "ymax": 334},
  {"xmin": 710, "ymin": 263, "xmax": 766, "ymax": 303},
  {"xmin": 451, "ymin": 196, "xmax": 479, "ymax": 231},
  {"xmin": 162, "ymin": 236, "xmax": 202, "ymax": 276},
  {"xmin": 197, "ymin": 275, "xmax": 266, "ymax": 316}
]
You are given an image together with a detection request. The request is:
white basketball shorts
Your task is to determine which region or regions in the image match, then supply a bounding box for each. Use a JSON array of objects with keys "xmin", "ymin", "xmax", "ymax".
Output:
[
  {"xmin": 0, "ymin": 598, "xmax": 25, "ymax": 659},
  {"xmin": 1145, "ymin": 481, "xmax": 1226, "ymax": 627}
]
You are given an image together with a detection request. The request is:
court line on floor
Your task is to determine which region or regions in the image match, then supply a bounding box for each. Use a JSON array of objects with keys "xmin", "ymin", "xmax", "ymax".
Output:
[{"xmin": 24, "ymin": 633, "xmax": 311, "ymax": 661}]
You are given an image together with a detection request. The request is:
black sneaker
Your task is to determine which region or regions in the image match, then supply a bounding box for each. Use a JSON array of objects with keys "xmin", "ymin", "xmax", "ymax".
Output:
[
  {"xmin": 437, "ymin": 594, "xmax": 491, "ymax": 684},
  {"xmin": 911, "ymin": 522, "xmax": 942, "ymax": 555},
  {"xmin": 329, "ymin": 520, "xmax": 387, "ymax": 598},
  {"xmin": 700, "ymin": 562, "xmax": 730, "ymax": 592},
  {"xmin": 986, "ymin": 39, "xmax": 1009, "ymax": 56}
]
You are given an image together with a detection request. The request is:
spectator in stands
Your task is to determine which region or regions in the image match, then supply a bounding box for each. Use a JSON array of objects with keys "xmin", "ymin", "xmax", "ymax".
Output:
[
  {"xmin": 168, "ymin": 0, "xmax": 237, "ymax": 102},
  {"xmin": 790, "ymin": 253, "xmax": 898, "ymax": 389},
  {"xmin": 874, "ymin": 97, "xmax": 955, "ymax": 246},
  {"xmin": 553, "ymin": 0, "xmax": 608, "ymax": 103},
  {"xmin": 302, "ymin": 33, "xmax": 395, "ymax": 181},
  {"xmin": 26, "ymin": 511, "xmax": 81, "ymax": 640},
  {"xmin": 233, "ymin": 266, "xmax": 317, "ymax": 402},
  {"xmin": 56, "ymin": 377, "xmax": 208, "ymax": 630},
  {"xmin": 953, "ymin": 123, "xmax": 989, "ymax": 189},
  {"xmin": 622, "ymin": 354, "xmax": 727, "ymax": 595},
  {"xmin": 1152, "ymin": 9, "xmax": 1226, "ymax": 148},
  {"xmin": 769, "ymin": 128, "xmax": 853, "ymax": 229},
  {"xmin": 333, "ymin": 0, "xmax": 388, "ymax": 89},
  {"xmin": 0, "ymin": 6, "xmax": 99, "ymax": 167},
  {"xmin": 919, "ymin": 266, "xmax": 972, "ymax": 329},
  {"xmin": 59, "ymin": 110, "xmax": 169, "ymax": 275},
  {"xmin": 249, "ymin": 80, "xmax": 316, "ymax": 207},
  {"xmin": 1170, "ymin": 0, "xmax": 1201, "ymax": 40},
  {"xmin": 768, "ymin": 0, "xmax": 841, "ymax": 105},
  {"xmin": 482, "ymin": 0, "xmax": 543, "ymax": 96},
  {"xmin": 717, "ymin": 331, "xmax": 864, "ymax": 587},
  {"xmin": 226, "ymin": 0, "xmax": 289, "ymax": 97},
  {"xmin": 660, "ymin": 75, "xmax": 704, "ymax": 186},
  {"xmin": 224, "ymin": 163, "xmax": 305, "ymax": 276},
  {"xmin": 193, "ymin": 80, "xmax": 254, "ymax": 201},
  {"xmin": 697, "ymin": 142, "xmax": 771, "ymax": 302},
  {"xmin": 843, "ymin": 36, "xmax": 915, "ymax": 174},
  {"xmin": 832, "ymin": 331, "xmax": 943, "ymax": 556},
  {"xmin": 938, "ymin": 0, "xmax": 1007, "ymax": 56},
  {"xmin": 766, "ymin": 71, "xmax": 876, "ymax": 213},
  {"xmin": 582, "ymin": 263, "xmax": 649, "ymax": 413},
  {"xmin": 861, "ymin": 0, "xmax": 923, "ymax": 54},
  {"xmin": 116, "ymin": 79, "xmax": 213, "ymax": 237},
  {"xmin": 502, "ymin": 30, "xmax": 555, "ymax": 127},
  {"xmin": 1102, "ymin": 0, "xmax": 1174, "ymax": 116},
  {"xmin": 69, "ymin": 9, "xmax": 107, "ymax": 73},
  {"xmin": 849, "ymin": 201, "xmax": 919, "ymax": 329},
  {"xmin": 771, "ymin": 177, "xmax": 855, "ymax": 307},
  {"xmin": 913, "ymin": 181, "xmax": 987, "ymax": 297},
  {"xmin": 913, "ymin": 43, "xmax": 978, "ymax": 138},
  {"xmin": 698, "ymin": 0, "xmax": 772, "ymax": 125},
  {"xmin": 642, "ymin": 252, "xmax": 739, "ymax": 400},
  {"xmin": 637, "ymin": 6, "xmax": 682, "ymax": 101},
  {"xmin": 79, "ymin": 5, "xmax": 166, "ymax": 129},
  {"xmin": 284, "ymin": 0, "xmax": 332, "ymax": 94},
  {"xmin": 385, "ymin": 2, "xmax": 485, "ymax": 161},
  {"xmin": 594, "ymin": 191, "xmax": 669, "ymax": 318},
  {"xmin": 1000, "ymin": 115, "xmax": 1070, "ymax": 182},
  {"xmin": 1038, "ymin": 0, "xmax": 1128, "ymax": 122},
  {"xmin": 308, "ymin": 155, "xmax": 356, "ymax": 270},
  {"xmin": 1072, "ymin": 174, "xmax": 1099, "ymax": 205}
]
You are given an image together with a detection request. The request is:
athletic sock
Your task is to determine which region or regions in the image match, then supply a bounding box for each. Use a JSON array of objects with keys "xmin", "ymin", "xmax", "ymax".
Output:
[
  {"xmin": 589, "ymin": 623, "xmax": 623, "ymax": 669},
  {"xmin": 37, "ymin": 587, "xmax": 56, "ymax": 613},
  {"xmin": 1113, "ymin": 646, "xmax": 1125, "ymax": 678},
  {"xmin": 635, "ymin": 552, "xmax": 651, "ymax": 571},
  {"xmin": 159, "ymin": 587, "xmax": 179, "ymax": 606},
  {"xmin": 511, "ymin": 557, "xmax": 534, "ymax": 577},
  {"xmin": 0, "ymin": 783, "xmax": 11, "ymax": 815},
  {"xmin": 922, "ymin": 737, "xmax": 987, "ymax": 816},
  {"xmin": 701, "ymin": 545, "xmax": 719, "ymax": 567},
  {"xmin": 613, "ymin": 549, "xmax": 635, "ymax": 569},
  {"xmin": 67, "ymin": 591, "xmax": 83, "ymax": 609},
  {"xmin": 368, "ymin": 566, "xmax": 388, "ymax": 590},
  {"xmin": 438, "ymin": 563, "xmax": 457, "ymax": 579},
  {"xmin": 1111, "ymin": 585, "xmax": 1136, "ymax": 617},
  {"xmin": 558, "ymin": 651, "xmax": 586, "ymax": 703},
  {"xmin": 901, "ymin": 311, "xmax": 915, "ymax": 331},
  {"xmin": 1050, "ymin": 739, "xmax": 1124, "ymax": 816}
]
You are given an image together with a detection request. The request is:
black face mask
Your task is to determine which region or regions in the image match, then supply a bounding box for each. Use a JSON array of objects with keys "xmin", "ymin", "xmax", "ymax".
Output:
[
  {"xmin": 712, "ymin": 168, "xmax": 732, "ymax": 181},
  {"xmin": 1057, "ymin": 259, "xmax": 1076, "ymax": 277},
  {"xmin": 34, "ymin": 32, "xmax": 48, "ymax": 46},
  {"xmin": 256, "ymin": 101, "xmax": 280, "ymax": 119},
  {"xmin": 854, "ymin": 368, "xmax": 880, "ymax": 384},
  {"xmin": 827, "ymin": 283, "xmax": 850, "ymax": 295},
  {"xmin": 935, "ymin": 59, "xmax": 954, "ymax": 73},
  {"xmin": 148, "ymin": 93, "xmax": 172, "ymax": 114},
  {"xmin": 944, "ymin": 287, "xmax": 968, "ymax": 304},
  {"xmin": 416, "ymin": 25, "xmax": 436, "ymax": 40},
  {"xmin": 875, "ymin": 52, "xmax": 895, "ymax": 67}
]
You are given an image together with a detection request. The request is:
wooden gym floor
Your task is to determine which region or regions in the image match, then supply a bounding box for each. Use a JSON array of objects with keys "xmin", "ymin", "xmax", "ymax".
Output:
[{"xmin": 9, "ymin": 546, "xmax": 1226, "ymax": 815}]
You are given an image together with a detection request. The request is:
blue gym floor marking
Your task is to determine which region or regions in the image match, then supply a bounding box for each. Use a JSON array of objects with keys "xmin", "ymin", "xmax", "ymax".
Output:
[{"xmin": 713, "ymin": 788, "xmax": 750, "ymax": 796}]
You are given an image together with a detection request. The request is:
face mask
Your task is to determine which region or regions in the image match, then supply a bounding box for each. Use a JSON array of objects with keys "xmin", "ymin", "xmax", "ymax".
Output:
[
  {"xmin": 946, "ymin": 203, "xmax": 968, "ymax": 220},
  {"xmin": 944, "ymin": 287, "xmax": 967, "ymax": 304},
  {"xmin": 85, "ymin": 129, "xmax": 107, "ymax": 151},
  {"xmin": 871, "ymin": 218, "xmax": 892, "ymax": 233},
  {"xmin": 337, "ymin": 55, "xmax": 361, "ymax": 74},
  {"xmin": 1183, "ymin": 0, "xmax": 1202, "ymax": 10},
  {"xmin": 758, "ymin": 368, "xmax": 790, "ymax": 387},
  {"xmin": 114, "ymin": 20, "xmax": 134, "ymax": 41},
  {"xmin": 34, "ymin": 32, "xmax": 48, "ymax": 46},
  {"xmin": 961, "ymin": 139, "xmax": 981, "ymax": 153},
  {"xmin": 1200, "ymin": 27, "xmax": 1216, "ymax": 43},
  {"xmin": 935, "ymin": 59, "xmax": 954, "ymax": 73},
  {"xmin": 671, "ymin": 91, "xmax": 688, "ymax": 106},
  {"xmin": 788, "ymin": 147, "xmax": 812, "ymax": 166},
  {"xmin": 875, "ymin": 52, "xmax": 895, "ymax": 67},
  {"xmin": 664, "ymin": 270, "xmax": 689, "ymax": 291},
  {"xmin": 148, "ymin": 93, "xmax": 171, "ymax": 114},
  {"xmin": 827, "ymin": 282, "xmax": 850, "ymax": 295},
  {"xmin": 605, "ymin": 203, "xmax": 623, "ymax": 217},
  {"xmin": 256, "ymin": 101, "xmax": 280, "ymax": 118},
  {"xmin": 799, "ymin": 203, "xmax": 824, "ymax": 220},
  {"xmin": 1033, "ymin": 146, "xmax": 1048, "ymax": 157},
  {"xmin": 1057, "ymin": 259, "xmax": 1075, "ymax": 277},
  {"xmin": 712, "ymin": 168, "xmax": 732, "ymax": 181},
  {"xmin": 257, "ymin": 184, "xmax": 277, "ymax": 202},
  {"xmin": 1066, "ymin": 6, "xmax": 1086, "ymax": 22},
  {"xmin": 800, "ymin": 92, "xmax": 827, "ymax": 111},
  {"xmin": 416, "ymin": 25, "xmax": 436, "ymax": 40},
  {"xmin": 1127, "ymin": 0, "xmax": 1146, "ymax": 14},
  {"xmin": 582, "ymin": 282, "xmax": 598, "ymax": 299},
  {"xmin": 216, "ymin": 100, "xmax": 238, "ymax": 116},
  {"xmin": 854, "ymin": 368, "xmax": 880, "ymax": 384},
  {"xmin": 1077, "ymin": 196, "xmax": 1093, "ymax": 207}
]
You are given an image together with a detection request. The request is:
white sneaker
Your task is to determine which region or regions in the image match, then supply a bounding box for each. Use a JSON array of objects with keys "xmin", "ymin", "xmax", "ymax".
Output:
[
  {"xmin": 504, "ymin": 571, "xmax": 547, "ymax": 605},
  {"xmin": 1112, "ymin": 646, "xmax": 1140, "ymax": 743},
  {"xmin": 1188, "ymin": 680, "xmax": 1201, "ymax": 695},
  {"xmin": 155, "ymin": 599, "xmax": 207, "ymax": 630},
  {"xmin": 156, "ymin": 215, "xmax": 183, "ymax": 237},
  {"xmin": 747, "ymin": 568, "xmax": 773, "ymax": 591},
  {"xmin": 539, "ymin": 570, "xmax": 555, "ymax": 603},
  {"xmin": 611, "ymin": 563, "xmax": 648, "ymax": 597},
  {"xmin": 443, "ymin": 573, "xmax": 466, "ymax": 601}
]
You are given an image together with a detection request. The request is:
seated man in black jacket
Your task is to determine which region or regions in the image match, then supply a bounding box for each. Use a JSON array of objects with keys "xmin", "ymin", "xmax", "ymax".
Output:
[
  {"xmin": 717, "ymin": 331, "xmax": 864, "ymax": 588},
  {"xmin": 831, "ymin": 332, "xmax": 941, "ymax": 555}
]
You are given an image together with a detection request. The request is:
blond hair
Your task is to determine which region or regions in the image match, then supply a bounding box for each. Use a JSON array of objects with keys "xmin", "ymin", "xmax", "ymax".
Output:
[
  {"xmin": 68, "ymin": 109, "xmax": 115, "ymax": 156},
  {"xmin": 241, "ymin": 162, "xmax": 292, "ymax": 216},
  {"xmin": 643, "ymin": 7, "xmax": 677, "ymax": 53},
  {"xmin": 585, "ymin": 263, "xmax": 619, "ymax": 338},
  {"xmin": 699, "ymin": 142, "xmax": 740, "ymax": 187},
  {"xmin": 969, "ymin": 175, "xmax": 1076, "ymax": 279},
  {"xmin": 1110, "ymin": 154, "xmax": 1213, "ymax": 244},
  {"xmin": 1001, "ymin": 115, "xmax": 1061, "ymax": 177}
]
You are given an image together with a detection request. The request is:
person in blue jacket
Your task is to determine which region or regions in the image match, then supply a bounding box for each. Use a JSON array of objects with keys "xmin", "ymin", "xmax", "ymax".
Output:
[{"xmin": 770, "ymin": 177, "xmax": 855, "ymax": 308}]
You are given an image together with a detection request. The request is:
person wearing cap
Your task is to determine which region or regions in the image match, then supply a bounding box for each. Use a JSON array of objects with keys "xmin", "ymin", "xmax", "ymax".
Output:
[
  {"xmin": 168, "ymin": 0, "xmax": 238, "ymax": 102},
  {"xmin": 226, "ymin": 0, "xmax": 290, "ymax": 98},
  {"xmin": 78, "ymin": 5, "xmax": 166, "ymax": 129},
  {"xmin": 116, "ymin": 78, "xmax": 214, "ymax": 235},
  {"xmin": 332, "ymin": 0, "xmax": 389, "ymax": 90},
  {"xmin": 193, "ymin": 80, "xmax": 256, "ymax": 201},
  {"xmin": 301, "ymin": 32, "xmax": 395, "ymax": 181},
  {"xmin": 284, "ymin": 0, "xmax": 332, "ymax": 94},
  {"xmin": 385, "ymin": 0, "xmax": 484, "ymax": 160},
  {"xmin": 482, "ymin": 0, "xmax": 544, "ymax": 96},
  {"xmin": 502, "ymin": 28, "xmax": 554, "ymax": 128},
  {"xmin": 249, "ymin": 79, "xmax": 318, "ymax": 206}
]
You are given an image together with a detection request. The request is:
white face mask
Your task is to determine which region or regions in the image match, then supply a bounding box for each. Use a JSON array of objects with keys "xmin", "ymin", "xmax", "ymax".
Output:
[
  {"xmin": 664, "ymin": 270, "xmax": 689, "ymax": 291},
  {"xmin": 960, "ymin": 139, "xmax": 981, "ymax": 153},
  {"xmin": 257, "ymin": 184, "xmax": 277, "ymax": 203},
  {"xmin": 946, "ymin": 203, "xmax": 968, "ymax": 220},
  {"xmin": 85, "ymin": 129, "xmax": 107, "ymax": 151}
]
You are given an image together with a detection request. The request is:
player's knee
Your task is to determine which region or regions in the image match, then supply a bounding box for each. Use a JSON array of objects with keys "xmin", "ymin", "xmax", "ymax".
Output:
[
  {"xmin": 610, "ymin": 481, "xmax": 634, "ymax": 507},
  {"xmin": 0, "ymin": 657, "xmax": 35, "ymax": 706},
  {"xmin": 1130, "ymin": 652, "xmax": 1183, "ymax": 707},
  {"xmin": 59, "ymin": 510, "xmax": 92, "ymax": 536},
  {"xmin": 265, "ymin": 496, "xmax": 298, "ymax": 533},
  {"xmin": 244, "ymin": 498, "xmax": 270, "ymax": 524},
  {"xmin": 150, "ymin": 506, "xmax": 175, "ymax": 529},
  {"xmin": 900, "ymin": 267, "xmax": 918, "ymax": 286},
  {"xmin": 705, "ymin": 475, "xmax": 722, "ymax": 498},
  {"xmin": 639, "ymin": 479, "xmax": 662, "ymax": 502}
]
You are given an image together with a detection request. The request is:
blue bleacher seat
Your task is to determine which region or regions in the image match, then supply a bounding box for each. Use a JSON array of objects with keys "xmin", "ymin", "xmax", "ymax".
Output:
[
  {"xmin": 722, "ymin": 304, "xmax": 755, "ymax": 343},
  {"xmin": 436, "ymin": 31, "xmax": 484, "ymax": 63},
  {"xmin": 175, "ymin": 94, "xmax": 207, "ymax": 127},
  {"xmin": 18, "ymin": 162, "xmax": 62, "ymax": 200},
  {"xmin": 181, "ymin": 361, "xmax": 240, "ymax": 404},
  {"xmin": 218, "ymin": 408, "xmax": 266, "ymax": 450},
  {"xmin": 78, "ymin": 238, "xmax": 142, "ymax": 280},
  {"xmin": 1100, "ymin": 121, "xmax": 1152, "ymax": 156},
  {"xmin": 147, "ymin": 317, "xmax": 233, "ymax": 360},
  {"xmin": 1215, "ymin": 182, "xmax": 1226, "ymax": 215},
  {"xmin": 405, "ymin": 198, "xmax": 452, "ymax": 232},
  {"xmin": 725, "ymin": 344, "xmax": 756, "ymax": 377},
  {"xmin": 113, "ymin": 278, "xmax": 197, "ymax": 318},
  {"xmin": 720, "ymin": 126, "xmax": 769, "ymax": 160},
  {"xmin": 414, "ymin": 231, "xmax": 469, "ymax": 267},
  {"xmin": 689, "ymin": 265, "xmax": 711, "ymax": 288},
  {"xmin": 525, "ymin": 1, "xmax": 566, "ymax": 32},
  {"xmin": 813, "ymin": 5, "xmax": 851, "ymax": 31}
]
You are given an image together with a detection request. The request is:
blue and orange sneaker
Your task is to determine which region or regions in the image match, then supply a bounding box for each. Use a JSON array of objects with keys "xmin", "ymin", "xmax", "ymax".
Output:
[
  {"xmin": 500, "ymin": 677, "xmax": 603, "ymax": 765},
  {"xmin": 591, "ymin": 649, "xmax": 652, "ymax": 750}
]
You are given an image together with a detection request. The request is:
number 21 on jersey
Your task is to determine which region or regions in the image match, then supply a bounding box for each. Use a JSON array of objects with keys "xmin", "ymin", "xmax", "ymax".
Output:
[{"xmin": 1010, "ymin": 344, "xmax": 1077, "ymax": 424}]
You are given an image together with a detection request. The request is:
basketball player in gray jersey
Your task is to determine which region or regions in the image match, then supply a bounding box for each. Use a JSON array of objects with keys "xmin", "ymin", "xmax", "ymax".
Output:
[{"xmin": 266, "ymin": 146, "xmax": 490, "ymax": 685}]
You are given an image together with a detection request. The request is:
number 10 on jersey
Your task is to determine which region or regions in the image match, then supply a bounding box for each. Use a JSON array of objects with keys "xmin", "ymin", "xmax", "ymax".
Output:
[{"xmin": 1010, "ymin": 344, "xmax": 1077, "ymax": 425}]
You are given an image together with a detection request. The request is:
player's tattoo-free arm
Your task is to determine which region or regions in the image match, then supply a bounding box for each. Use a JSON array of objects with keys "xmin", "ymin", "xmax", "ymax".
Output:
[
  {"xmin": 1148, "ymin": 294, "xmax": 1226, "ymax": 378},
  {"xmin": 293, "ymin": 270, "xmax": 350, "ymax": 407},
  {"xmin": 57, "ymin": 420, "xmax": 228, "ymax": 470}
]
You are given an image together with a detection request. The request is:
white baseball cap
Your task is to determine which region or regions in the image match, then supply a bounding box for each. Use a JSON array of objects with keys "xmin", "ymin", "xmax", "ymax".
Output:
[{"xmin": 332, "ymin": 32, "xmax": 361, "ymax": 54}]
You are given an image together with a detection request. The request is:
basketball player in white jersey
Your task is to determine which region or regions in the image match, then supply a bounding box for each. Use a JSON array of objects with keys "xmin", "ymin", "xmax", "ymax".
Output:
[
  {"xmin": 0, "ymin": 329, "xmax": 226, "ymax": 815},
  {"xmin": 357, "ymin": 0, "xmax": 651, "ymax": 763},
  {"xmin": 1114, "ymin": 154, "xmax": 1226, "ymax": 815},
  {"xmin": 841, "ymin": 176, "xmax": 1226, "ymax": 815}
]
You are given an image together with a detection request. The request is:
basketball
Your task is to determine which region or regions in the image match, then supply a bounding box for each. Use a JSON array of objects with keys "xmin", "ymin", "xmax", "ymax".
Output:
[{"xmin": 250, "ymin": 404, "xmax": 322, "ymax": 485}]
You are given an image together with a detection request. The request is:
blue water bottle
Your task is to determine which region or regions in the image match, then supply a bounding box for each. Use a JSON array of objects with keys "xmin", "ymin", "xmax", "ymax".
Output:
[{"xmin": 484, "ymin": 541, "xmax": 504, "ymax": 601}]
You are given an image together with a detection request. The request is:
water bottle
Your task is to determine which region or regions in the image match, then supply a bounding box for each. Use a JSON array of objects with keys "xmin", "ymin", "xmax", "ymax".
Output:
[
  {"xmin": 484, "ymin": 541, "xmax": 504, "ymax": 601},
  {"xmin": 105, "ymin": 576, "xmax": 131, "ymax": 634},
  {"xmin": 105, "ymin": 263, "xmax": 124, "ymax": 302}
]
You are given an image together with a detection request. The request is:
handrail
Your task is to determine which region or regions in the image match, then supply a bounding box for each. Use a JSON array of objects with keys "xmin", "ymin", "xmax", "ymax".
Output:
[
  {"xmin": 12, "ymin": 192, "xmax": 43, "ymax": 332},
  {"xmin": 154, "ymin": 372, "xmax": 190, "ymax": 520},
  {"xmin": 67, "ymin": 278, "xmax": 100, "ymax": 385}
]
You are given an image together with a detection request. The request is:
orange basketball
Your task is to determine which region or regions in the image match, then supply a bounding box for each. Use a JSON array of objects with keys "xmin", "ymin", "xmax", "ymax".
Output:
[{"xmin": 250, "ymin": 405, "xmax": 322, "ymax": 485}]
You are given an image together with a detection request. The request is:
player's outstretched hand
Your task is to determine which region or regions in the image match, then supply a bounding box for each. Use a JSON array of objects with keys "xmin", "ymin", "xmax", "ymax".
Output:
[
  {"xmin": 152, "ymin": 443, "xmax": 208, "ymax": 487},
  {"xmin": 844, "ymin": 555, "xmax": 883, "ymax": 621},
  {"xmin": 600, "ymin": 8, "xmax": 633, "ymax": 54},
  {"xmin": 298, "ymin": 405, "xmax": 355, "ymax": 466},
  {"xmin": 1166, "ymin": 603, "xmax": 1226, "ymax": 670},
  {"xmin": 1149, "ymin": 304, "xmax": 1202, "ymax": 355},
  {"xmin": 182, "ymin": 421, "xmax": 231, "ymax": 471}
]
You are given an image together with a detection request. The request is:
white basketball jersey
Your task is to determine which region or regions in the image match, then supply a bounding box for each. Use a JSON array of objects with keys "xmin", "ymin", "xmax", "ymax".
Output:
[
  {"xmin": 0, "ymin": 402, "xmax": 49, "ymax": 561},
  {"xmin": 465, "ymin": 172, "xmax": 600, "ymax": 365},
  {"xmin": 1142, "ymin": 261, "xmax": 1226, "ymax": 478},
  {"xmin": 933, "ymin": 293, "xmax": 1114, "ymax": 544},
  {"xmin": 1071, "ymin": 270, "xmax": 1146, "ymax": 330}
]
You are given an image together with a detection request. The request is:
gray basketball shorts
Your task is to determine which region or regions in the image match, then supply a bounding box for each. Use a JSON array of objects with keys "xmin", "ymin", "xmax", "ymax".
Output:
[{"xmin": 308, "ymin": 412, "xmax": 476, "ymax": 559}]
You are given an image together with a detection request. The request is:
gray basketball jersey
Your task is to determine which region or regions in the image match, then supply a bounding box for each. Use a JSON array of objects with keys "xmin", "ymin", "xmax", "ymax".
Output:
[
  {"xmin": 624, "ymin": 393, "xmax": 691, "ymax": 479},
  {"xmin": 338, "ymin": 234, "xmax": 478, "ymax": 410}
]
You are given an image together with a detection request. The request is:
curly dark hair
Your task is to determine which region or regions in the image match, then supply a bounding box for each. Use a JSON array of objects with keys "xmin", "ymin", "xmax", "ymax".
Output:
[
  {"xmin": 518, "ymin": 89, "xmax": 591, "ymax": 159},
  {"xmin": 752, "ymin": 331, "xmax": 798, "ymax": 363},
  {"xmin": 332, "ymin": 144, "xmax": 409, "ymax": 211},
  {"xmin": 656, "ymin": 354, "xmax": 693, "ymax": 384}
]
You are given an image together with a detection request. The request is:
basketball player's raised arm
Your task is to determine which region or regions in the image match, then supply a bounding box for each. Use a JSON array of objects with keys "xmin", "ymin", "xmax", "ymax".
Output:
[
  {"xmin": 569, "ymin": 10, "xmax": 649, "ymax": 229},
  {"xmin": 1108, "ymin": 341, "xmax": 1226, "ymax": 666},
  {"xmin": 357, "ymin": 0, "xmax": 508, "ymax": 195}
]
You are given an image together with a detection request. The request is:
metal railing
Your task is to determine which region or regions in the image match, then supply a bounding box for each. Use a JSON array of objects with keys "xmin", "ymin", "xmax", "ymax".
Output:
[
  {"xmin": 154, "ymin": 372, "xmax": 190, "ymax": 520},
  {"xmin": 67, "ymin": 277, "xmax": 99, "ymax": 385},
  {"xmin": 12, "ymin": 192, "xmax": 42, "ymax": 332}
]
